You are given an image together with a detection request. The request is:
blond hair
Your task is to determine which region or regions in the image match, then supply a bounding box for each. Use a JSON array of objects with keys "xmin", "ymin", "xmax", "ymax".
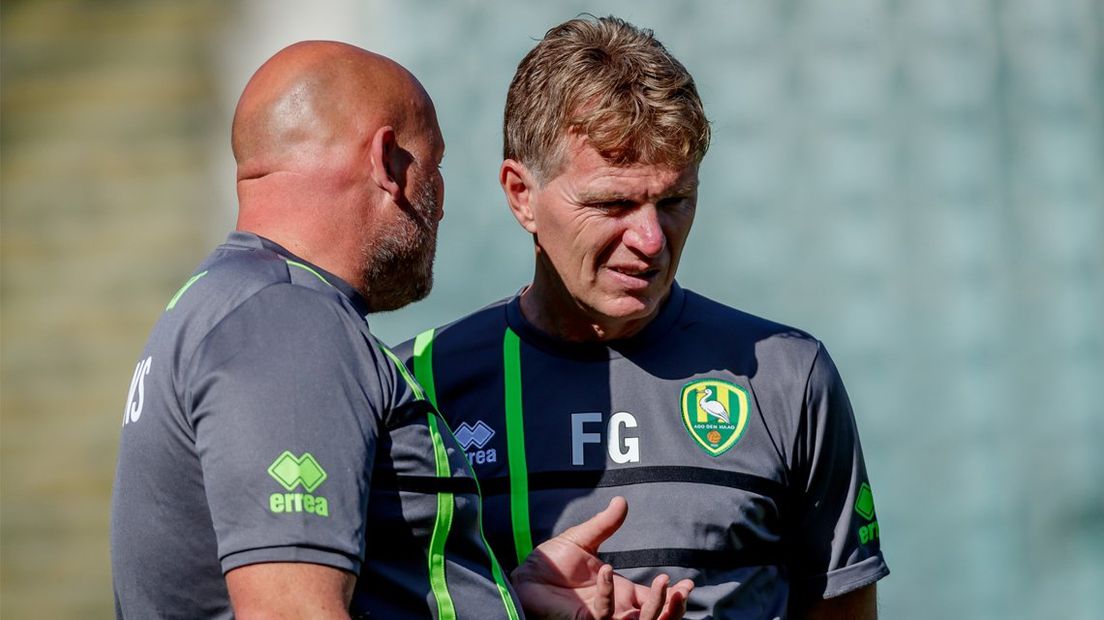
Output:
[{"xmin": 504, "ymin": 15, "xmax": 710, "ymax": 182}]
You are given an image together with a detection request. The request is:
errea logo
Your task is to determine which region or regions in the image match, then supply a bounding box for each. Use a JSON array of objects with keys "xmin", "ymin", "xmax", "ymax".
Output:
[
  {"xmin": 855, "ymin": 482, "xmax": 881, "ymax": 545},
  {"xmin": 454, "ymin": 421, "xmax": 497, "ymax": 466},
  {"xmin": 267, "ymin": 451, "xmax": 330, "ymax": 517},
  {"xmin": 454, "ymin": 421, "xmax": 494, "ymax": 450}
]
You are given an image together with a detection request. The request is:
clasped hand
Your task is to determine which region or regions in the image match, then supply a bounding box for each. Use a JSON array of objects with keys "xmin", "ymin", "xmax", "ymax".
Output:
[{"xmin": 510, "ymin": 497, "xmax": 693, "ymax": 620}]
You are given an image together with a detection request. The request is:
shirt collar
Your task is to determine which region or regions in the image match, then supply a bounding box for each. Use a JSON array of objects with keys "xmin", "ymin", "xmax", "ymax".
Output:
[{"xmin": 224, "ymin": 230, "xmax": 372, "ymax": 318}]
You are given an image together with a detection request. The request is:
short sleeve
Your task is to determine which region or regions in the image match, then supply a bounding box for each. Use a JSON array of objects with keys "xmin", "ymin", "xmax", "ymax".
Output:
[
  {"xmin": 185, "ymin": 284, "xmax": 381, "ymax": 575},
  {"xmin": 789, "ymin": 343, "xmax": 889, "ymax": 600}
]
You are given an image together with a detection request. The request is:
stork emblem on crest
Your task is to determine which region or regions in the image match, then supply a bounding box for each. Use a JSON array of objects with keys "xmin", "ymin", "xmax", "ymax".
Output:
[{"xmin": 680, "ymin": 379, "xmax": 750, "ymax": 456}]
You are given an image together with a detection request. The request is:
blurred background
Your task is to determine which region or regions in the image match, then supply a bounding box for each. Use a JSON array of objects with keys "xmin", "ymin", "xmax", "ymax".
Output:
[{"xmin": 2, "ymin": 0, "xmax": 1101, "ymax": 617}]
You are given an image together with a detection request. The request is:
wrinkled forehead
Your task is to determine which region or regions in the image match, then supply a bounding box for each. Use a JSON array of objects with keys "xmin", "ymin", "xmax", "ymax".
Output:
[
  {"xmin": 538, "ymin": 123, "xmax": 701, "ymax": 185},
  {"xmin": 550, "ymin": 132, "xmax": 700, "ymax": 191}
]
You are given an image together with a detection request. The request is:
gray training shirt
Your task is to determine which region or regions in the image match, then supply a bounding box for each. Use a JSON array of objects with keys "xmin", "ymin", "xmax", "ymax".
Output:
[
  {"xmin": 111, "ymin": 231, "xmax": 521, "ymax": 619},
  {"xmin": 398, "ymin": 283, "xmax": 889, "ymax": 619}
]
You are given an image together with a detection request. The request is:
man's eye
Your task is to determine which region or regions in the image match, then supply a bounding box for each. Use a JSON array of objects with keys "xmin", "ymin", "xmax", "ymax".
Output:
[{"xmin": 659, "ymin": 196, "xmax": 691, "ymax": 210}]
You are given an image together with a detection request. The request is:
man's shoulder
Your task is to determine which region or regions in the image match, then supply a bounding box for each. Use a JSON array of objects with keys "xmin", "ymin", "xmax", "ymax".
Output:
[
  {"xmin": 682, "ymin": 289, "xmax": 815, "ymax": 339},
  {"xmin": 150, "ymin": 242, "xmax": 362, "ymax": 360},
  {"xmin": 190, "ymin": 243, "xmax": 294, "ymax": 304},
  {"xmin": 679, "ymin": 289, "xmax": 823, "ymax": 356}
]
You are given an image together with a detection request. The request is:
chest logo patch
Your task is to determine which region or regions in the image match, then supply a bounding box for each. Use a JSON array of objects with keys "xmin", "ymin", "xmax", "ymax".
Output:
[
  {"xmin": 680, "ymin": 379, "xmax": 750, "ymax": 456},
  {"xmin": 454, "ymin": 421, "xmax": 498, "ymax": 466},
  {"xmin": 454, "ymin": 421, "xmax": 495, "ymax": 450}
]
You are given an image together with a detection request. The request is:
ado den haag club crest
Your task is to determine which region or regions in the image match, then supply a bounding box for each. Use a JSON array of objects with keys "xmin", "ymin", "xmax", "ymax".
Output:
[{"xmin": 681, "ymin": 379, "xmax": 750, "ymax": 456}]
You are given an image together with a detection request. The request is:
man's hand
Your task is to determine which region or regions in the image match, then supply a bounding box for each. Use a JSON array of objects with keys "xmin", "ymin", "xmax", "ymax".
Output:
[{"xmin": 510, "ymin": 496, "xmax": 694, "ymax": 620}]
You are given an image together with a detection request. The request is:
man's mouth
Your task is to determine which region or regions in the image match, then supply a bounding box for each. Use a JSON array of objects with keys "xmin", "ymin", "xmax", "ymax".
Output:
[{"xmin": 606, "ymin": 265, "xmax": 661, "ymax": 286}]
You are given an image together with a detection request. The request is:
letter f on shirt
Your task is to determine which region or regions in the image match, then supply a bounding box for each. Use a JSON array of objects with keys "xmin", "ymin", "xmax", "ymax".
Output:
[{"xmin": 571, "ymin": 412, "xmax": 603, "ymax": 465}]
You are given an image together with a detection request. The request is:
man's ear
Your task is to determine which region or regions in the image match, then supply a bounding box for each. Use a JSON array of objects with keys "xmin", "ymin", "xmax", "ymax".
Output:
[
  {"xmin": 370, "ymin": 125, "xmax": 402, "ymax": 201},
  {"xmin": 500, "ymin": 159, "xmax": 538, "ymax": 234}
]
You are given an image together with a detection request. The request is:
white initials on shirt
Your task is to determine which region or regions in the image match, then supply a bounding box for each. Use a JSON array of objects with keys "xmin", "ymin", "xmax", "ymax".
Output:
[
  {"xmin": 122, "ymin": 356, "xmax": 153, "ymax": 426},
  {"xmin": 570, "ymin": 411, "xmax": 640, "ymax": 465}
]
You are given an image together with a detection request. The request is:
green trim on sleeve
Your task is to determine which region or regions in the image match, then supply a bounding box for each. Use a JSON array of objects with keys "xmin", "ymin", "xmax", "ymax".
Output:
[
  {"xmin": 381, "ymin": 340, "xmax": 456, "ymax": 616},
  {"xmin": 387, "ymin": 335, "xmax": 454, "ymax": 618},
  {"xmin": 413, "ymin": 329, "xmax": 438, "ymax": 406},
  {"xmin": 284, "ymin": 259, "xmax": 333, "ymax": 287},
  {"xmin": 426, "ymin": 413, "xmax": 457, "ymax": 620},
  {"xmin": 380, "ymin": 345, "xmax": 426, "ymax": 401},
  {"xmin": 413, "ymin": 328, "xmax": 521, "ymax": 620},
  {"xmin": 165, "ymin": 271, "xmax": 208, "ymax": 310},
  {"xmin": 502, "ymin": 328, "xmax": 534, "ymax": 565}
]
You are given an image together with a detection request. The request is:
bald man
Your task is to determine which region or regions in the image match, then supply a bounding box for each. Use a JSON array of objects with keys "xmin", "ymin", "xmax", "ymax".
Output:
[{"xmin": 110, "ymin": 42, "xmax": 689, "ymax": 620}]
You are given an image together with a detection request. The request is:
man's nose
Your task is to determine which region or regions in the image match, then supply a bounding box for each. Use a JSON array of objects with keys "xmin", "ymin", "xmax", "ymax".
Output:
[
  {"xmin": 623, "ymin": 204, "xmax": 666, "ymax": 257},
  {"xmin": 434, "ymin": 176, "xmax": 445, "ymax": 222}
]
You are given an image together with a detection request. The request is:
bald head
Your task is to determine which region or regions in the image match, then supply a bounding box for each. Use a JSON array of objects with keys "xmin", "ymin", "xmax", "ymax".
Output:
[
  {"xmin": 230, "ymin": 41, "xmax": 445, "ymax": 306},
  {"xmin": 232, "ymin": 41, "xmax": 433, "ymax": 178}
]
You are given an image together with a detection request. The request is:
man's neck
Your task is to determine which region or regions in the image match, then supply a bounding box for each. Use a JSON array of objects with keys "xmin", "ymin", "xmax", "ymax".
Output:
[
  {"xmin": 235, "ymin": 221, "xmax": 366, "ymax": 299},
  {"xmin": 518, "ymin": 283, "xmax": 660, "ymax": 343}
]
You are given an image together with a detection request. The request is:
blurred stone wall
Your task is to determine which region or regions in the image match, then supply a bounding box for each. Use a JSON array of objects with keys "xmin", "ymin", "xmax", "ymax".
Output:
[
  {"xmin": 1, "ymin": 1, "xmax": 232, "ymax": 617},
  {"xmin": 2, "ymin": 1, "xmax": 1101, "ymax": 619}
]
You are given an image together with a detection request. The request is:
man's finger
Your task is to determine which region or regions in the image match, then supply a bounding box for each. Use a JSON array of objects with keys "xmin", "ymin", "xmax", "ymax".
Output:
[
  {"xmin": 558, "ymin": 497, "xmax": 628, "ymax": 554},
  {"xmin": 639, "ymin": 573, "xmax": 670, "ymax": 620},
  {"xmin": 593, "ymin": 564, "xmax": 615, "ymax": 620},
  {"xmin": 670, "ymin": 578, "xmax": 694, "ymax": 599},
  {"xmin": 659, "ymin": 581, "xmax": 690, "ymax": 620}
]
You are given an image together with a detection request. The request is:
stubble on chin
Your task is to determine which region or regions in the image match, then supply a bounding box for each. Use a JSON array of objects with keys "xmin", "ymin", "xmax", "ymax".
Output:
[{"xmin": 360, "ymin": 178, "xmax": 439, "ymax": 312}]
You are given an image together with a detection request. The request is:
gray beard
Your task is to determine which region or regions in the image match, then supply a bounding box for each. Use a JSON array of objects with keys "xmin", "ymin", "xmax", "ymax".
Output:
[{"xmin": 360, "ymin": 176, "xmax": 438, "ymax": 312}]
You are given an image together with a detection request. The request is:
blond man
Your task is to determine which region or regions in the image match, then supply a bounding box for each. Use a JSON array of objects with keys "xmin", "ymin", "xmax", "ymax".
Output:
[{"xmin": 401, "ymin": 16, "xmax": 888, "ymax": 619}]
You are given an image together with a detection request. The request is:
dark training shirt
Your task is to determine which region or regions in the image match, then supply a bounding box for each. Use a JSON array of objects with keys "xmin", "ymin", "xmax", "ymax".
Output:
[
  {"xmin": 398, "ymin": 284, "xmax": 889, "ymax": 619},
  {"xmin": 111, "ymin": 231, "xmax": 521, "ymax": 619}
]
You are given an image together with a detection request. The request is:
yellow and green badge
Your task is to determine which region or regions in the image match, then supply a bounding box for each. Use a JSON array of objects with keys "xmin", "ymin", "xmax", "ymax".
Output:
[{"xmin": 680, "ymin": 379, "xmax": 750, "ymax": 456}]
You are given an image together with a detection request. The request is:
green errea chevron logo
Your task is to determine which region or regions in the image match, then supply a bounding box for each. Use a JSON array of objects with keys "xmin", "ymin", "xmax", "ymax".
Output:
[
  {"xmin": 854, "ymin": 482, "xmax": 876, "ymax": 521},
  {"xmin": 855, "ymin": 482, "xmax": 880, "ymax": 545},
  {"xmin": 268, "ymin": 451, "xmax": 328, "ymax": 492}
]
